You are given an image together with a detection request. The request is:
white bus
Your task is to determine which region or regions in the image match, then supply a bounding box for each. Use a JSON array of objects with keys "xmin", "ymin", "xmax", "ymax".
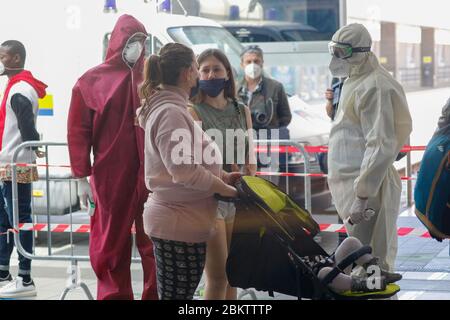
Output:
[
  {"xmin": 216, "ymin": 0, "xmax": 347, "ymax": 103},
  {"xmin": 0, "ymin": 0, "xmax": 338, "ymax": 216},
  {"xmin": 0, "ymin": 0, "xmax": 246, "ymax": 163}
]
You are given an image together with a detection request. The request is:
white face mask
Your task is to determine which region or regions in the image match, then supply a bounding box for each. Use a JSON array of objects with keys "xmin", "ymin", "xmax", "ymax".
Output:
[
  {"xmin": 0, "ymin": 60, "xmax": 24, "ymax": 76},
  {"xmin": 329, "ymin": 56, "xmax": 351, "ymax": 78},
  {"xmin": 245, "ymin": 63, "xmax": 262, "ymax": 80},
  {"xmin": 124, "ymin": 41, "xmax": 144, "ymax": 64}
]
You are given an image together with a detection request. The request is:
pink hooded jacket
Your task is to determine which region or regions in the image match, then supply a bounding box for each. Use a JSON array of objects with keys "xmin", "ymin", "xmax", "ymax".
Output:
[{"xmin": 137, "ymin": 85, "xmax": 223, "ymax": 243}]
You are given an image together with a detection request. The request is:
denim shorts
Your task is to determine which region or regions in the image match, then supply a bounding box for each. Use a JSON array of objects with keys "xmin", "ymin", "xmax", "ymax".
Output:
[{"xmin": 216, "ymin": 201, "xmax": 236, "ymax": 222}]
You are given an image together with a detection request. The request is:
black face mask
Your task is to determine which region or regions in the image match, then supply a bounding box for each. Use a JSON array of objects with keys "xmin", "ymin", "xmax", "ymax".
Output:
[
  {"xmin": 199, "ymin": 79, "xmax": 229, "ymax": 98},
  {"xmin": 190, "ymin": 78, "xmax": 200, "ymax": 98}
]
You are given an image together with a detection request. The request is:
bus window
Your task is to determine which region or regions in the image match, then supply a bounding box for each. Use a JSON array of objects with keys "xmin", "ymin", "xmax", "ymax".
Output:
[
  {"xmin": 229, "ymin": 27, "xmax": 278, "ymax": 42},
  {"xmin": 144, "ymin": 36, "xmax": 152, "ymax": 57},
  {"xmin": 153, "ymin": 37, "xmax": 163, "ymax": 55},
  {"xmin": 168, "ymin": 26, "xmax": 244, "ymax": 79},
  {"xmin": 103, "ymin": 33, "xmax": 111, "ymax": 61},
  {"xmin": 245, "ymin": 0, "xmax": 340, "ymax": 41},
  {"xmin": 280, "ymin": 29, "xmax": 321, "ymax": 41}
]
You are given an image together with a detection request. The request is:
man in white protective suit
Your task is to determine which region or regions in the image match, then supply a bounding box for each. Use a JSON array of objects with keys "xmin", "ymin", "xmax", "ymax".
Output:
[{"xmin": 327, "ymin": 23, "xmax": 413, "ymax": 272}]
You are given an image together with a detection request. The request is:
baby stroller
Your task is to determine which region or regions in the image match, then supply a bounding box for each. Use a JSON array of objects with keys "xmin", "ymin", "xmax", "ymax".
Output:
[{"xmin": 224, "ymin": 176, "xmax": 400, "ymax": 300}]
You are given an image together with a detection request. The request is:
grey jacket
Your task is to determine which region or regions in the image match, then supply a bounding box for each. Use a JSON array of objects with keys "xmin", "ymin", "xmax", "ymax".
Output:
[{"xmin": 238, "ymin": 76, "xmax": 292, "ymax": 130}]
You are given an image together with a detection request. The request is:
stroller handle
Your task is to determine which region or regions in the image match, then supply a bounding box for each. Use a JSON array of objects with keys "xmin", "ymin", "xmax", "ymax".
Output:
[{"xmin": 214, "ymin": 193, "xmax": 239, "ymax": 203}]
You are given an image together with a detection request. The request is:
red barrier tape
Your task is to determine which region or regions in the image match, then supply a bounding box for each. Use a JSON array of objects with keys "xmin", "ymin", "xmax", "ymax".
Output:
[
  {"xmin": 256, "ymin": 171, "xmax": 416, "ymax": 180},
  {"xmin": 13, "ymin": 223, "xmax": 432, "ymax": 238},
  {"xmin": 255, "ymin": 145, "xmax": 426, "ymax": 154},
  {"xmin": 3, "ymin": 145, "xmax": 425, "ymax": 171}
]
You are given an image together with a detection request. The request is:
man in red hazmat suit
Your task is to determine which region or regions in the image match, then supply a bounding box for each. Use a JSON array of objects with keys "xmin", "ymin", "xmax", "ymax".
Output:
[{"xmin": 67, "ymin": 14, "xmax": 157, "ymax": 300}]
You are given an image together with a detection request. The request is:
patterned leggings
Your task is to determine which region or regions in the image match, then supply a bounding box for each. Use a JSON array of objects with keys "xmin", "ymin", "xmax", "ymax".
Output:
[{"xmin": 151, "ymin": 237, "xmax": 206, "ymax": 300}]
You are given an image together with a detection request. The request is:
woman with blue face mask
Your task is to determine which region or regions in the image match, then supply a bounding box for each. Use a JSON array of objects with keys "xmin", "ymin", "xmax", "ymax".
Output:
[{"xmin": 189, "ymin": 49, "xmax": 257, "ymax": 300}]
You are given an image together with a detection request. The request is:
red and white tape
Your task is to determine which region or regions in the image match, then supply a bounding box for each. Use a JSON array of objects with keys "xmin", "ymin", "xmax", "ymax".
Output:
[
  {"xmin": 0, "ymin": 169, "xmax": 417, "ymax": 181},
  {"xmin": 2, "ymin": 144, "xmax": 423, "ymax": 180},
  {"xmin": 11, "ymin": 223, "xmax": 137, "ymax": 234},
  {"xmin": 256, "ymin": 171, "xmax": 416, "ymax": 181},
  {"xmin": 3, "ymin": 145, "xmax": 425, "ymax": 171},
  {"xmin": 17, "ymin": 223, "xmax": 91, "ymax": 233},
  {"xmin": 319, "ymin": 224, "xmax": 431, "ymax": 238},
  {"xmin": 255, "ymin": 145, "xmax": 426, "ymax": 154},
  {"xmin": 7, "ymin": 223, "xmax": 431, "ymax": 238}
]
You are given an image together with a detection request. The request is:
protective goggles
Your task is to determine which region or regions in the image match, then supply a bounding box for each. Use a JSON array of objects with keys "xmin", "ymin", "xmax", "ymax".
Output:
[{"xmin": 328, "ymin": 41, "xmax": 371, "ymax": 59}]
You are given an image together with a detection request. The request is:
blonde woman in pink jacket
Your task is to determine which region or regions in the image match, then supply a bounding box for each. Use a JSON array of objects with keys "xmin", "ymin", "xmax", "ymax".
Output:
[{"xmin": 137, "ymin": 43, "xmax": 240, "ymax": 300}]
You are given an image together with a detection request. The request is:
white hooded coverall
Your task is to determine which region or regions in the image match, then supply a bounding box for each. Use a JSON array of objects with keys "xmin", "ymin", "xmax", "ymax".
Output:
[{"xmin": 328, "ymin": 24, "xmax": 413, "ymax": 272}]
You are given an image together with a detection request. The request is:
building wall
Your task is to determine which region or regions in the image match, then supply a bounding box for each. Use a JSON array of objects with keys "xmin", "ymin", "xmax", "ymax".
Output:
[
  {"xmin": 347, "ymin": 0, "xmax": 450, "ymax": 30},
  {"xmin": 348, "ymin": 0, "xmax": 450, "ymax": 89},
  {"xmin": 194, "ymin": 0, "xmax": 450, "ymax": 90},
  {"xmin": 435, "ymin": 29, "xmax": 450, "ymax": 86}
]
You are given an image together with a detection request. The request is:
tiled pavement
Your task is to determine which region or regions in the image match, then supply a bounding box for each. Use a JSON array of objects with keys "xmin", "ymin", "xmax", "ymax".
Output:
[{"xmin": 2, "ymin": 210, "xmax": 449, "ymax": 300}]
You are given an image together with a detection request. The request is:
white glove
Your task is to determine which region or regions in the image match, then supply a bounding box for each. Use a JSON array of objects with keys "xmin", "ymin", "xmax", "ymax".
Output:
[
  {"xmin": 77, "ymin": 178, "xmax": 93, "ymax": 210},
  {"xmin": 346, "ymin": 197, "xmax": 375, "ymax": 225}
]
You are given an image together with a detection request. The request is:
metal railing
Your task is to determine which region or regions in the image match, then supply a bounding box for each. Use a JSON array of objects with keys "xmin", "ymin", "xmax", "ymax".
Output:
[
  {"xmin": 9, "ymin": 139, "xmax": 428, "ymax": 300},
  {"xmin": 255, "ymin": 139, "xmax": 313, "ymax": 212},
  {"xmin": 9, "ymin": 141, "xmax": 159, "ymax": 299},
  {"xmin": 11, "ymin": 141, "xmax": 94, "ymax": 299}
]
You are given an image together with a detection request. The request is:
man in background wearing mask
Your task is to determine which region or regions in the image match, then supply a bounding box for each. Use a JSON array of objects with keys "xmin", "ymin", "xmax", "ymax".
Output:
[
  {"xmin": 327, "ymin": 23, "xmax": 412, "ymax": 273},
  {"xmin": 238, "ymin": 45, "xmax": 291, "ymax": 136},
  {"xmin": 67, "ymin": 15, "xmax": 157, "ymax": 300},
  {"xmin": 0, "ymin": 40, "xmax": 47, "ymax": 298}
]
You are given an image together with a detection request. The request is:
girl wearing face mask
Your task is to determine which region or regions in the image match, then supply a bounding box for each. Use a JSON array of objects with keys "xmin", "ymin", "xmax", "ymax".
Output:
[
  {"xmin": 137, "ymin": 43, "xmax": 239, "ymax": 300},
  {"xmin": 189, "ymin": 49, "xmax": 257, "ymax": 300}
]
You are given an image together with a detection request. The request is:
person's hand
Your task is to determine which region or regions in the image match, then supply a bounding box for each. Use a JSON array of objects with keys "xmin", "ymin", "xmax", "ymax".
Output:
[
  {"xmin": 326, "ymin": 101, "xmax": 334, "ymax": 119},
  {"xmin": 347, "ymin": 197, "xmax": 375, "ymax": 225},
  {"xmin": 222, "ymin": 171, "xmax": 242, "ymax": 186},
  {"xmin": 243, "ymin": 164, "xmax": 257, "ymax": 177},
  {"xmin": 325, "ymin": 89, "xmax": 334, "ymax": 101},
  {"xmin": 230, "ymin": 163, "xmax": 240, "ymax": 172},
  {"xmin": 325, "ymin": 89, "xmax": 335, "ymax": 119},
  {"xmin": 77, "ymin": 177, "xmax": 93, "ymax": 209}
]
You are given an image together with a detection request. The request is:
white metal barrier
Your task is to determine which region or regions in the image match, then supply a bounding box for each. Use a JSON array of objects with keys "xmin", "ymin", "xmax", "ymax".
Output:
[
  {"xmin": 11, "ymin": 142, "xmax": 93, "ymax": 299},
  {"xmin": 7, "ymin": 139, "xmax": 431, "ymax": 300}
]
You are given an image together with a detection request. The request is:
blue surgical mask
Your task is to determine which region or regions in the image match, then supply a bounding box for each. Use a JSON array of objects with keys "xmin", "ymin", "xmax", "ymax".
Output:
[{"xmin": 199, "ymin": 78, "xmax": 228, "ymax": 98}]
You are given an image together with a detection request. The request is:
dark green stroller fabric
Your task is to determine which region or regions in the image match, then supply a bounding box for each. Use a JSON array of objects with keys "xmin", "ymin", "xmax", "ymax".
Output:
[{"xmin": 226, "ymin": 176, "xmax": 400, "ymax": 300}]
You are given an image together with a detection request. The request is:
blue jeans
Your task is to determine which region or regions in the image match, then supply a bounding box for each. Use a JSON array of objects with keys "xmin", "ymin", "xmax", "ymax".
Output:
[{"xmin": 0, "ymin": 181, "xmax": 33, "ymax": 275}]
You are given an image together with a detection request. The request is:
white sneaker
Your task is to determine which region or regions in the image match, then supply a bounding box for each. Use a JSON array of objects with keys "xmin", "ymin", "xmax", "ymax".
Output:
[
  {"xmin": 0, "ymin": 276, "xmax": 36, "ymax": 298},
  {"xmin": 0, "ymin": 274, "xmax": 13, "ymax": 287}
]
